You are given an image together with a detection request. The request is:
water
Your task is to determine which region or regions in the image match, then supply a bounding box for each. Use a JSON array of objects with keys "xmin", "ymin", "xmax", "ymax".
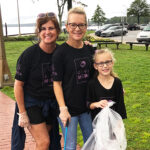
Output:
[{"xmin": 2, "ymin": 26, "xmax": 36, "ymax": 36}]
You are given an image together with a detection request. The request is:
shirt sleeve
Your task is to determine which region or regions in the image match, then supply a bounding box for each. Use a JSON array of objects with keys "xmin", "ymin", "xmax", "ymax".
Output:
[
  {"xmin": 86, "ymin": 80, "xmax": 95, "ymax": 109},
  {"xmin": 15, "ymin": 50, "xmax": 31, "ymax": 82},
  {"xmin": 88, "ymin": 45, "xmax": 95, "ymax": 79},
  {"xmin": 116, "ymin": 79, "xmax": 127, "ymax": 119},
  {"xmin": 52, "ymin": 48, "xmax": 64, "ymax": 81}
]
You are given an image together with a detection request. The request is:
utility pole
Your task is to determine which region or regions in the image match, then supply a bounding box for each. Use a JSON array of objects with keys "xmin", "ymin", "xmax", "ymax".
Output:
[
  {"xmin": 16, "ymin": 0, "xmax": 21, "ymax": 36},
  {"xmin": 0, "ymin": 5, "xmax": 14, "ymax": 88}
]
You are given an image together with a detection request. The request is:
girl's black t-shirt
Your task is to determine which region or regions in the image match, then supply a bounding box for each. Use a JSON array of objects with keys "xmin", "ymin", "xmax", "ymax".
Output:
[
  {"xmin": 52, "ymin": 42, "xmax": 95, "ymax": 116},
  {"xmin": 15, "ymin": 44, "xmax": 57, "ymax": 100},
  {"xmin": 86, "ymin": 77, "xmax": 127, "ymax": 120}
]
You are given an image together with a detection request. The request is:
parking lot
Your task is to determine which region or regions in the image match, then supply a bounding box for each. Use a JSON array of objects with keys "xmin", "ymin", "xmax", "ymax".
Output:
[{"xmin": 109, "ymin": 30, "xmax": 141, "ymax": 43}]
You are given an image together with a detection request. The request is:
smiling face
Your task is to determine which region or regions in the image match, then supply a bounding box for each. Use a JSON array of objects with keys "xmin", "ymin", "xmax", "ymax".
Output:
[
  {"xmin": 39, "ymin": 20, "xmax": 58, "ymax": 45},
  {"xmin": 66, "ymin": 13, "xmax": 87, "ymax": 42},
  {"xmin": 94, "ymin": 52, "xmax": 114, "ymax": 77}
]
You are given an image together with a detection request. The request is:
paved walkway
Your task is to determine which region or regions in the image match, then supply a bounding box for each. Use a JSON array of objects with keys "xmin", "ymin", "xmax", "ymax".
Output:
[{"xmin": 0, "ymin": 91, "xmax": 81, "ymax": 150}]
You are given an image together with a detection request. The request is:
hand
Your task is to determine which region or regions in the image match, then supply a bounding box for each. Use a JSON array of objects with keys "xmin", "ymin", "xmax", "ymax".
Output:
[
  {"xmin": 93, "ymin": 100, "xmax": 108, "ymax": 109},
  {"xmin": 18, "ymin": 111, "xmax": 31, "ymax": 129},
  {"xmin": 59, "ymin": 106, "xmax": 71, "ymax": 127},
  {"xmin": 84, "ymin": 40, "xmax": 92, "ymax": 46}
]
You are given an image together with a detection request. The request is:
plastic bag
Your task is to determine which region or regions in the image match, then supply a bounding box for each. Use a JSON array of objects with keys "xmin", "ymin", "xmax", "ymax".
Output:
[{"xmin": 82, "ymin": 101, "xmax": 127, "ymax": 150}]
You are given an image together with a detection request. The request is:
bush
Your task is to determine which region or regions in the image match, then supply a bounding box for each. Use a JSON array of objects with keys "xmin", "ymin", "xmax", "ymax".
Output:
[
  {"xmin": 3, "ymin": 33, "xmax": 68, "ymax": 42},
  {"xmin": 3, "ymin": 33, "xmax": 114, "ymax": 43},
  {"xmin": 58, "ymin": 33, "xmax": 68, "ymax": 41},
  {"xmin": 4, "ymin": 35, "xmax": 35, "ymax": 42},
  {"xmin": 84, "ymin": 34, "xmax": 114, "ymax": 42}
]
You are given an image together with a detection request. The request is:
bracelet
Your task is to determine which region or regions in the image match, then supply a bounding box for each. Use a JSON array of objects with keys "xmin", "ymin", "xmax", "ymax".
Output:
[
  {"xmin": 59, "ymin": 106, "xmax": 68, "ymax": 111},
  {"xmin": 17, "ymin": 111, "xmax": 27, "ymax": 116}
]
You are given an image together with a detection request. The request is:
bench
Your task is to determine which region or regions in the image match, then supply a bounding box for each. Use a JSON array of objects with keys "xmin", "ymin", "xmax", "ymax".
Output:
[
  {"xmin": 97, "ymin": 42, "xmax": 122, "ymax": 49},
  {"xmin": 126, "ymin": 42, "xmax": 150, "ymax": 51}
]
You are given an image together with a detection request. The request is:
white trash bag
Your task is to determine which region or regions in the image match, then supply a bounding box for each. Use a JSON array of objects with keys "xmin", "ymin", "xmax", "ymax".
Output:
[{"xmin": 82, "ymin": 101, "xmax": 127, "ymax": 150}]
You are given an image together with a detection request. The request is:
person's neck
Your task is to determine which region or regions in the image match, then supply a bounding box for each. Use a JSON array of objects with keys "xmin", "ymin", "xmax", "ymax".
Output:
[
  {"xmin": 66, "ymin": 39, "xmax": 83, "ymax": 49},
  {"xmin": 97, "ymin": 74, "xmax": 113, "ymax": 81},
  {"xmin": 39, "ymin": 42, "xmax": 56, "ymax": 54}
]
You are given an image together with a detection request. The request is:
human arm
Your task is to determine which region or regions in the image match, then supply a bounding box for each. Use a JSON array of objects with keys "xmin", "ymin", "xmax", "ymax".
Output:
[
  {"xmin": 14, "ymin": 79, "xmax": 31, "ymax": 128},
  {"xmin": 116, "ymin": 79, "xmax": 127, "ymax": 119},
  {"xmin": 90, "ymin": 100, "xmax": 108, "ymax": 110},
  {"xmin": 53, "ymin": 81, "xmax": 71, "ymax": 127}
]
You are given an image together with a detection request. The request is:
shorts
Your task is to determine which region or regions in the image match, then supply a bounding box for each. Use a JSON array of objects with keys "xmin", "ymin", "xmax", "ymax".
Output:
[{"xmin": 24, "ymin": 94, "xmax": 58, "ymax": 125}]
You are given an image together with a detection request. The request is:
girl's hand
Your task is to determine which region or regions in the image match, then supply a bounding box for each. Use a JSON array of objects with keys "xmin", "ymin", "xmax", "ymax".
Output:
[{"xmin": 93, "ymin": 100, "xmax": 108, "ymax": 109}]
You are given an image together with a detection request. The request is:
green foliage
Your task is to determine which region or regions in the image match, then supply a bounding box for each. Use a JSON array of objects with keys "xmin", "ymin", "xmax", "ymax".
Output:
[
  {"xmin": 106, "ymin": 16, "xmax": 150, "ymax": 24},
  {"xmin": 1, "ymin": 42, "xmax": 150, "ymax": 149},
  {"xmin": 4, "ymin": 35, "xmax": 36, "ymax": 41},
  {"xmin": 84, "ymin": 34, "xmax": 114, "ymax": 42},
  {"xmin": 58, "ymin": 33, "xmax": 68, "ymax": 41},
  {"xmin": 127, "ymin": 0, "xmax": 150, "ymax": 24},
  {"xmin": 3, "ymin": 33, "xmax": 68, "ymax": 42},
  {"xmin": 91, "ymin": 5, "xmax": 106, "ymax": 25}
]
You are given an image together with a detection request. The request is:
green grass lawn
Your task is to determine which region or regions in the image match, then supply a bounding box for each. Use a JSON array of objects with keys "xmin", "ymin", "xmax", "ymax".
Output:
[{"xmin": 1, "ymin": 41, "xmax": 150, "ymax": 150}]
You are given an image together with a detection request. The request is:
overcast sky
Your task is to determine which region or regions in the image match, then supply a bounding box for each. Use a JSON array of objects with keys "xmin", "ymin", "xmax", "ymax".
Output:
[{"xmin": 0, "ymin": 0, "xmax": 150, "ymax": 24}]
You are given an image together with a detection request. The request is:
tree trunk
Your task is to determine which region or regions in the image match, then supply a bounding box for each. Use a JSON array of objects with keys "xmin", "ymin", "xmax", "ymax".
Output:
[
  {"xmin": 0, "ymin": 7, "xmax": 14, "ymax": 88},
  {"xmin": 67, "ymin": 0, "xmax": 72, "ymax": 11},
  {"xmin": 137, "ymin": 14, "xmax": 140, "ymax": 24}
]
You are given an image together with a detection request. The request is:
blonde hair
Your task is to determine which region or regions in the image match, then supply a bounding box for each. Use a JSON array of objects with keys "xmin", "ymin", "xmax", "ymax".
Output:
[
  {"xmin": 67, "ymin": 7, "xmax": 87, "ymax": 24},
  {"xmin": 93, "ymin": 48, "xmax": 117, "ymax": 77}
]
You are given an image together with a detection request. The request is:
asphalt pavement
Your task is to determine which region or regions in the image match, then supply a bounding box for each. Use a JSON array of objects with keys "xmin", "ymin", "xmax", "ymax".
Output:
[
  {"xmin": 109, "ymin": 30, "xmax": 141, "ymax": 43},
  {"xmin": 91, "ymin": 30, "xmax": 141, "ymax": 43}
]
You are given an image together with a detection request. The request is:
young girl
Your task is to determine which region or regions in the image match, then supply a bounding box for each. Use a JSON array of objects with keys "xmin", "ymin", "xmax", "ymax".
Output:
[{"xmin": 87, "ymin": 48, "xmax": 127, "ymax": 120}]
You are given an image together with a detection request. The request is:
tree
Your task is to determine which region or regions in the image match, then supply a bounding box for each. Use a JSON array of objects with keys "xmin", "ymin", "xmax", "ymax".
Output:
[
  {"xmin": 33, "ymin": 0, "xmax": 87, "ymax": 29},
  {"xmin": 67, "ymin": 0, "xmax": 72, "ymax": 10},
  {"xmin": 0, "ymin": 6, "xmax": 14, "ymax": 88},
  {"xmin": 57, "ymin": 0, "xmax": 87, "ymax": 28},
  {"xmin": 91, "ymin": 5, "xmax": 106, "ymax": 26},
  {"xmin": 127, "ymin": 0, "xmax": 150, "ymax": 24},
  {"xmin": 57, "ymin": 0, "xmax": 67, "ymax": 28}
]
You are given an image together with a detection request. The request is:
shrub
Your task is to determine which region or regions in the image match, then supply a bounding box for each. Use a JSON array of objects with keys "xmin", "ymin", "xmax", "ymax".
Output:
[{"xmin": 4, "ymin": 35, "xmax": 35, "ymax": 42}]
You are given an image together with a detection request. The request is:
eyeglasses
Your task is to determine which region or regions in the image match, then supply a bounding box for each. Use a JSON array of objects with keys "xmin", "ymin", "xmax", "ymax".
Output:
[
  {"xmin": 95, "ymin": 60, "xmax": 112, "ymax": 67},
  {"xmin": 67, "ymin": 23, "xmax": 87, "ymax": 30},
  {"xmin": 37, "ymin": 12, "xmax": 56, "ymax": 18}
]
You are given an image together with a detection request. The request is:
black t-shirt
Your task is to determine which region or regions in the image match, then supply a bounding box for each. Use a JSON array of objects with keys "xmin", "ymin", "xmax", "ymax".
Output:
[
  {"xmin": 15, "ymin": 44, "xmax": 57, "ymax": 100},
  {"xmin": 87, "ymin": 77, "xmax": 127, "ymax": 120},
  {"xmin": 52, "ymin": 42, "xmax": 95, "ymax": 116}
]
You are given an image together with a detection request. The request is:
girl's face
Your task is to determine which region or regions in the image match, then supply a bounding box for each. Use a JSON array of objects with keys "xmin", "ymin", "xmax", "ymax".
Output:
[
  {"xmin": 39, "ymin": 20, "xmax": 58, "ymax": 45},
  {"xmin": 94, "ymin": 52, "xmax": 114, "ymax": 77},
  {"xmin": 66, "ymin": 13, "xmax": 87, "ymax": 42}
]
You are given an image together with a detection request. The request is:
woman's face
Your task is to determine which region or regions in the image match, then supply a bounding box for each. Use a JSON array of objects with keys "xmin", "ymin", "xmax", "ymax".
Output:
[
  {"xmin": 66, "ymin": 13, "xmax": 87, "ymax": 41},
  {"xmin": 39, "ymin": 20, "xmax": 58, "ymax": 45}
]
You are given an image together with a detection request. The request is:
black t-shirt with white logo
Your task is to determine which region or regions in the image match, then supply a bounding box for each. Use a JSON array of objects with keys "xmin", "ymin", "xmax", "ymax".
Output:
[
  {"xmin": 15, "ymin": 44, "xmax": 57, "ymax": 100},
  {"xmin": 52, "ymin": 42, "xmax": 95, "ymax": 116}
]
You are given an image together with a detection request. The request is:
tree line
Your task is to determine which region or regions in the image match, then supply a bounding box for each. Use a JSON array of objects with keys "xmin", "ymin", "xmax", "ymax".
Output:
[
  {"xmin": 91, "ymin": 0, "xmax": 150, "ymax": 25},
  {"xmin": 34, "ymin": 0, "xmax": 150, "ymax": 26}
]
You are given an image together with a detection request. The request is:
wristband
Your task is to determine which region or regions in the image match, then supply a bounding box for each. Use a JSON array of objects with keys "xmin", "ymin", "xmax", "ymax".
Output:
[{"xmin": 59, "ymin": 106, "xmax": 68, "ymax": 111}]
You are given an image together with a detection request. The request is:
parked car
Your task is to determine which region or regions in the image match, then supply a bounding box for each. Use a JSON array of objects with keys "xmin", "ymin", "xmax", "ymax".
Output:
[
  {"xmin": 127, "ymin": 23, "xmax": 140, "ymax": 30},
  {"xmin": 136, "ymin": 25, "xmax": 150, "ymax": 42},
  {"xmin": 139, "ymin": 24, "xmax": 147, "ymax": 30},
  {"xmin": 87, "ymin": 24, "xmax": 99, "ymax": 31},
  {"xmin": 101, "ymin": 26, "xmax": 128, "ymax": 37},
  {"xmin": 95, "ymin": 24, "xmax": 118, "ymax": 36},
  {"xmin": 115, "ymin": 22, "xmax": 129, "ymax": 28}
]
